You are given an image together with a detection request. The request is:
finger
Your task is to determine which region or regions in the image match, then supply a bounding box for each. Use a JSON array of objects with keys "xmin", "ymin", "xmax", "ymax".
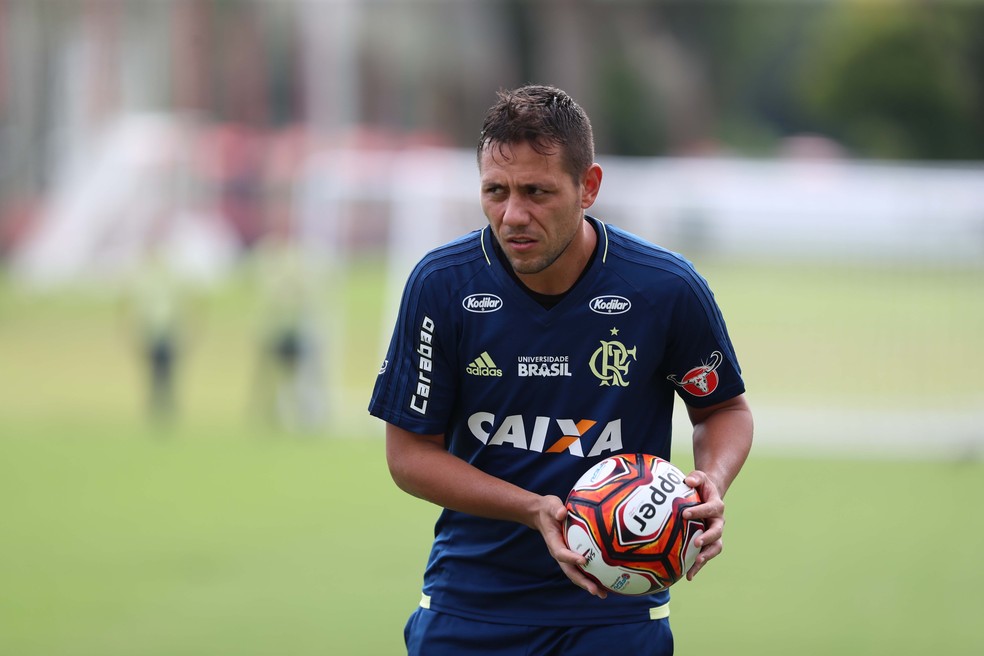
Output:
[
  {"xmin": 684, "ymin": 471, "xmax": 705, "ymax": 488},
  {"xmin": 684, "ymin": 469, "xmax": 714, "ymax": 488},
  {"xmin": 684, "ymin": 471, "xmax": 721, "ymax": 498},
  {"xmin": 686, "ymin": 558, "xmax": 704, "ymax": 581},
  {"xmin": 694, "ymin": 519, "xmax": 724, "ymax": 547},
  {"xmin": 553, "ymin": 545, "xmax": 589, "ymax": 566},
  {"xmin": 560, "ymin": 562, "xmax": 608, "ymax": 599},
  {"xmin": 686, "ymin": 540, "xmax": 723, "ymax": 581},
  {"xmin": 682, "ymin": 499, "xmax": 724, "ymax": 521},
  {"xmin": 554, "ymin": 507, "xmax": 570, "ymax": 525}
]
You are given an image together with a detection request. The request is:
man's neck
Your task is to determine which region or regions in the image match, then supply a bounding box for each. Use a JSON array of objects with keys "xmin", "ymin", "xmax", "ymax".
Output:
[{"xmin": 492, "ymin": 218, "xmax": 599, "ymax": 309}]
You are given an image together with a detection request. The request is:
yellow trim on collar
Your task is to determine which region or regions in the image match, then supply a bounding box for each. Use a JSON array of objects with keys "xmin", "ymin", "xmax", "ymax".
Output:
[
  {"xmin": 600, "ymin": 221, "xmax": 609, "ymax": 264},
  {"xmin": 480, "ymin": 227, "xmax": 491, "ymax": 265}
]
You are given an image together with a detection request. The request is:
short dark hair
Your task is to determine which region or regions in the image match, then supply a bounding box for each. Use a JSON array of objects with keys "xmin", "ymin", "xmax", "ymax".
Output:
[{"xmin": 477, "ymin": 84, "xmax": 595, "ymax": 182}]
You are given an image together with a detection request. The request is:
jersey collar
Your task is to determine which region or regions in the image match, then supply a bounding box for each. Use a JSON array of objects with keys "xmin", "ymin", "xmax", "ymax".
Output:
[{"xmin": 480, "ymin": 215, "xmax": 608, "ymax": 267}]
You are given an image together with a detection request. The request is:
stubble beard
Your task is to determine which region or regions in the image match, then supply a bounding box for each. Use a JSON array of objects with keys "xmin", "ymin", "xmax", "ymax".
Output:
[{"xmin": 502, "ymin": 208, "xmax": 584, "ymax": 276}]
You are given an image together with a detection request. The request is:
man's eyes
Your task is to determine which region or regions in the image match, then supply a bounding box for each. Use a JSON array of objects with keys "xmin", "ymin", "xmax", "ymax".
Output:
[{"xmin": 483, "ymin": 185, "xmax": 549, "ymax": 196}]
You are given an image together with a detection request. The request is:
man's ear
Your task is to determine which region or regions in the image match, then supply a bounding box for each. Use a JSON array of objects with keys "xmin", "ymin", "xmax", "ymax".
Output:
[{"xmin": 580, "ymin": 163, "xmax": 603, "ymax": 208}]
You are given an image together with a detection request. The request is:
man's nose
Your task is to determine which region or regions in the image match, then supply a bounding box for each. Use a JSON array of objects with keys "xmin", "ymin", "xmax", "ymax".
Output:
[{"xmin": 501, "ymin": 196, "xmax": 531, "ymax": 228}]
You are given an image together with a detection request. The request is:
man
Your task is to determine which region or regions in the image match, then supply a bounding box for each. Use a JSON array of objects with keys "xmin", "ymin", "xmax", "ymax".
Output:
[{"xmin": 368, "ymin": 84, "xmax": 753, "ymax": 655}]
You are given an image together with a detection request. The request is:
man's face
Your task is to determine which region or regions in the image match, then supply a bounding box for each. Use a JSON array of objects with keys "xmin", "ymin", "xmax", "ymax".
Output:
[{"xmin": 479, "ymin": 141, "xmax": 598, "ymax": 284}]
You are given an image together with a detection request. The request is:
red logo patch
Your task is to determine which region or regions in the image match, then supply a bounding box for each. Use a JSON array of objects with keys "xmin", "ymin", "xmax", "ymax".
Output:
[{"xmin": 667, "ymin": 351, "xmax": 723, "ymax": 397}]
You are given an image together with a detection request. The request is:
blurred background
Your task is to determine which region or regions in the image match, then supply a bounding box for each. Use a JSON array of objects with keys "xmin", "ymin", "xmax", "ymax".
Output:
[{"xmin": 1, "ymin": 1, "xmax": 982, "ymax": 655}]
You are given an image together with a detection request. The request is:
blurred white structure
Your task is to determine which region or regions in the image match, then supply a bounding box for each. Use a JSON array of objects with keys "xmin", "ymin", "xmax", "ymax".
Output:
[
  {"xmin": 11, "ymin": 113, "xmax": 238, "ymax": 288},
  {"xmin": 594, "ymin": 156, "xmax": 984, "ymax": 266},
  {"xmin": 293, "ymin": 149, "xmax": 984, "ymax": 270},
  {"xmin": 16, "ymin": 139, "xmax": 984, "ymax": 289}
]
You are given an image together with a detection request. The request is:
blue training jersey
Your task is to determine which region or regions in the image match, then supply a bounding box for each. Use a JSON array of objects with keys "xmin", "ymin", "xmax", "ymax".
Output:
[{"xmin": 368, "ymin": 216, "xmax": 745, "ymax": 626}]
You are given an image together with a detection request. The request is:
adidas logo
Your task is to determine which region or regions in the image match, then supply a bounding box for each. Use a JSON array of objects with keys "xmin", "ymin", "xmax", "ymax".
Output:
[{"xmin": 466, "ymin": 351, "xmax": 503, "ymax": 377}]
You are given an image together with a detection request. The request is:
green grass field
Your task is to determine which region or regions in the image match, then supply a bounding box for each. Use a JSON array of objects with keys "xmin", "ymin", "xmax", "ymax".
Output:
[{"xmin": 1, "ymin": 259, "xmax": 982, "ymax": 655}]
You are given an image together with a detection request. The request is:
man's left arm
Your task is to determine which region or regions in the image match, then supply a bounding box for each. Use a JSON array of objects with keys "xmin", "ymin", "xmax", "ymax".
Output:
[{"xmin": 682, "ymin": 393, "xmax": 754, "ymax": 580}]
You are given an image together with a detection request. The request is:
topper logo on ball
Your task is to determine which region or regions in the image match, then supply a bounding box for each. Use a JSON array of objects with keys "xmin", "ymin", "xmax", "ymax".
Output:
[{"xmin": 626, "ymin": 469, "xmax": 686, "ymax": 535}]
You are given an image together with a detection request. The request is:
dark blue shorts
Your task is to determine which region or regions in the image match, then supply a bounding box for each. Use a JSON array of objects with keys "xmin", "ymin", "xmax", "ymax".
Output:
[{"xmin": 404, "ymin": 606, "xmax": 674, "ymax": 656}]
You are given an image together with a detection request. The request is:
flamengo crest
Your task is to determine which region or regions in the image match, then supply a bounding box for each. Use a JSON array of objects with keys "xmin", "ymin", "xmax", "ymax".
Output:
[{"xmin": 589, "ymin": 328, "xmax": 637, "ymax": 387}]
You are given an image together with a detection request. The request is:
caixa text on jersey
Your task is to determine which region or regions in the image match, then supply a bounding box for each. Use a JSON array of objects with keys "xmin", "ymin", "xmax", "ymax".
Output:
[{"xmin": 467, "ymin": 413, "xmax": 624, "ymax": 457}]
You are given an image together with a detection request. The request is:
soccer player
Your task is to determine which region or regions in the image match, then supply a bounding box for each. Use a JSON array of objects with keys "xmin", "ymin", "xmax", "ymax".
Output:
[{"xmin": 368, "ymin": 84, "xmax": 753, "ymax": 655}]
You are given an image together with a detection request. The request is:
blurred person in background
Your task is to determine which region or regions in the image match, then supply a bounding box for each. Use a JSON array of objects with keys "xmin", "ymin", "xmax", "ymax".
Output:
[
  {"xmin": 369, "ymin": 84, "xmax": 753, "ymax": 655},
  {"xmin": 248, "ymin": 226, "xmax": 324, "ymax": 431},
  {"xmin": 121, "ymin": 235, "xmax": 196, "ymax": 427},
  {"xmin": 248, "ymin": 129, "xmax": 325, "ymax": 432}
]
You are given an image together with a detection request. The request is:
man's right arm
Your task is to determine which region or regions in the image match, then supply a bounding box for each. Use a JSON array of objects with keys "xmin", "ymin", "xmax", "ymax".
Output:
[
  {"xmin": 384, "ymin": 422, "xmax": 608, "ymax": 598},
  {"xmin": 386, "ymin": 422, "xmax": 552, "ymax": 523}
]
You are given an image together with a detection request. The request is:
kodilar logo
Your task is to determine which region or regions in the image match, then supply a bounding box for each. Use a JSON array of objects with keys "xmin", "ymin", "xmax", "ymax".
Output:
[
  {"xmin": 589, "ymin": 295, "xmax": 631, "ymax": 315},
  {"xmin": 463, "ymin": 294, "xmax": 503, "ymax": 313}
]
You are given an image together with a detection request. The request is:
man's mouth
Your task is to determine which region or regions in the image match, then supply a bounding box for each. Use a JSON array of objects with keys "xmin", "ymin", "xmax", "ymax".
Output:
[{"xmin": 507, "ymin": 237, "xmax": 536, "ymax": 252}]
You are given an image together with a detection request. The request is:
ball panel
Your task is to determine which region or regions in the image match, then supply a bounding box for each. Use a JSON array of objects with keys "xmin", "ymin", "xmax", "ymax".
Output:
[
  {"xmin": 569, "ymin": 453, "xmax": 639, "ymax": 494},
  {"xmin": 564, "ymin": 511, "xmax": 666, "ymax": 595},
  {"xmin": 680, "ymin": 517, "xmax": 705, "ymax": 574}
]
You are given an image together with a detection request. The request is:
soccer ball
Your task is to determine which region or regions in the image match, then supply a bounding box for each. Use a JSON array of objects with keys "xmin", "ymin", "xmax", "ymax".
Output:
[{"xmin": 564, "ymin": 453, "xmax": 705, "ymax": 596}]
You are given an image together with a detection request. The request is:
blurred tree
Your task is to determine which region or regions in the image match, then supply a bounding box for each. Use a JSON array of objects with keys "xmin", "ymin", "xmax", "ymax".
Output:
[
  {"xmin": 798, "ymin": 5, "xmax": 984, "ymax": 160},
  {"xmin": 604, "ymin": 5, "xmax": 711, "ymax": 156},
  {"xmin": 707, "ymin": 3, "xmax": 826, "ymax": 154},
  {"xmin": 596, "ymin": 49, "xmax": 668, "ymax": 156}
]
